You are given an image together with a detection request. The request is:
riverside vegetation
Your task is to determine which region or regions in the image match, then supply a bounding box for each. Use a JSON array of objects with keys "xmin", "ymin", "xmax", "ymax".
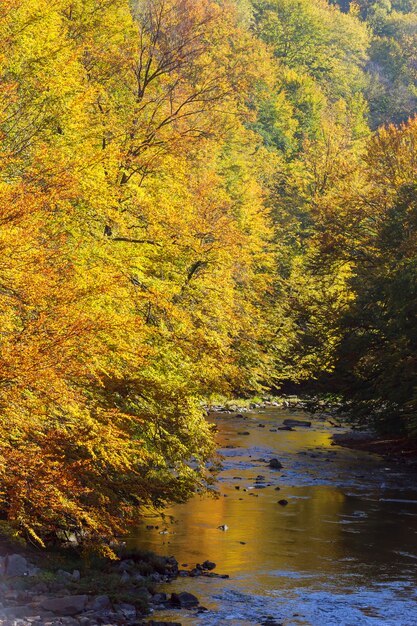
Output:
[{"xmin": 1, "ymin": 0, "xmax": 417, "ymax": 561}]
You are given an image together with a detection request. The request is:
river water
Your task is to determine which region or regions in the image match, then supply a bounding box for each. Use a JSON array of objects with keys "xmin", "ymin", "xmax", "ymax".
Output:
[{"xmin": 129, "ymin": 408, "xmax": 417, "ymax": 625}]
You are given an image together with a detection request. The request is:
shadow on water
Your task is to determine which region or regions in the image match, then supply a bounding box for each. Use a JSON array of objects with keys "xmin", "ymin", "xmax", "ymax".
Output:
[{"xmin": 127, "ymin": 409, "xmax": 417, "ymax": 625}]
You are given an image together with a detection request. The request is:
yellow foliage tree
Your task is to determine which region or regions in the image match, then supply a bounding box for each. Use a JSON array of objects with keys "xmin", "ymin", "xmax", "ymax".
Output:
[{"xmin": 0, "ymin": 0, "xmax": 276, "ymax": 547}]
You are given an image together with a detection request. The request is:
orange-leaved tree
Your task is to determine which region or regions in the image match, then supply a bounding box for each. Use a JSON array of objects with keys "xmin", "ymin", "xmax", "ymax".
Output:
[{"xmin": 0, "ymin": 0, "xmax": 276, "ymax": 549}]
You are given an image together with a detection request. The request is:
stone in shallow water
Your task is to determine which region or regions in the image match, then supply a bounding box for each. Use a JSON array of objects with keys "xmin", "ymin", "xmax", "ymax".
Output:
[
  {"xmin": 202, "ymin": 560, "xmax": 216, "ymax": 570},
  {"xmin": 269, "ymin": 458, "xmax": 283, "ymax": 470},
  {"xmin": 283, "ymin": 419, "xmax": 311, "ymax": 428},
  {"xmin": 171, "ymin": 591, "xmax": 199, "ymax": 608}
]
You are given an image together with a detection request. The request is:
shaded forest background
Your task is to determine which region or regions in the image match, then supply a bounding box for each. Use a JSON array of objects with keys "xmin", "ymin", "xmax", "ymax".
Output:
[{"xmin": 1, "ymin": 0, "xmax": 417, "ymax": 548}]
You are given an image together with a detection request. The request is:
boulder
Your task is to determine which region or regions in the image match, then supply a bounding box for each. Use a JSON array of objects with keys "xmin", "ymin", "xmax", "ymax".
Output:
[
  {"xmin": 2, "ymin": 605, "xmax": 39, "ymax": 618},
  {"xmin": 133, "ymin": 572, "xmax": 146, "ymax": 582},
  {"xmin": 282, "ymin": 419, "xmax": 311, "ymax": 428},
  {"xmin": 118, "ymin": 558, "xmax": 135, "ymax": 571},
  {"xmin": 151, "ymin": 592, "xmax": 168, "ymax": 604},
  {"xmin": 89, "ymin": 595, "xmax": 111, "ymax": 611},
  {"xmin": 202, "ymin": 560, "xmax": 216, "ymax": 570},
  {"xmin": 268, "ymin": 458, "xmax": 283, "ymax": 470},
  {"xmin": 138, "ymin": 588, "xmax": 153, "ymax": 601},
  {"xmin": 5, "ymin": 554, "xmax": 30, "ymax": 577},
  {"xmin": 117, "ymin": 602, "xmax": 136, "ymax": 620},
  {"xmin": 189, "ymin": 568, "xmax": 201, "ymax": 577},
  {"xmin": 120, "ymin": 570, "xmax": 130, "ymax": 584},
  {"xmin": 171, "ymin": 591, "xmax": 199, "ymax": 608},
  {"xmin": 278, "ymin": 499, "xmax": 289, "ymax": 506},
  {"xmin": 40, "ymin": 595, "xmax": 88, "ymax": 615},
  {"xmin": 56, "ymin": 569, "xmax": 73, "ymax": 581},
  {"xmin": 27, "ymin": 566, "xmax": 40, "ymax": 577}
]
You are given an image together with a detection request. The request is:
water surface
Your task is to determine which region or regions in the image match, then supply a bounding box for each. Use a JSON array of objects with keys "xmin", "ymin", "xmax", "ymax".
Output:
[{"xmin": 129, "ymin": 409, "xmax": 417, "ymax": 625}]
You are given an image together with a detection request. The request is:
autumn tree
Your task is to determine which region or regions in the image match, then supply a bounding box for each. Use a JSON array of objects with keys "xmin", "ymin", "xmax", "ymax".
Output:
[
  {"xmin": 331, "ymin": 118, "xmax": 417, "ymax": 435},
  {"xmin": 0, "ymin": 0, "xmax": 278, "ymax": 548}
]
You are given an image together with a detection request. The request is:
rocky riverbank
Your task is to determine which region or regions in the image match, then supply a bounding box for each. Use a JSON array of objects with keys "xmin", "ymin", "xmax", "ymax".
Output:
[
  {"xmin": 332, "ymin": 431, "xmax": 417, "ymax": 467},
  {"xmin": 0, "ymin": 545, "xmax": 223, "ymax": 626}
]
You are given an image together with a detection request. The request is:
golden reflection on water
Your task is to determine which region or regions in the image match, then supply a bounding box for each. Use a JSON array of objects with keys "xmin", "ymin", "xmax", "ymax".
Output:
[
  {"xmin": 130, "ymin": 410, "xmax": 366, "ymax": 581},
  {"xmin": 128, "ymin": 410, "xmax": 417, "ymax": 624},
  {"xmin": 130, "ymin": 409, "xmax": 417, "ymax": 593},
  {"xmin": 151, "ymin": 485, "xmax": 348, "ymax": 578}
]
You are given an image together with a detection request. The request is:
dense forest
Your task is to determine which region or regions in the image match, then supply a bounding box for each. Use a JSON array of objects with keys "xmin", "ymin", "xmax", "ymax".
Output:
[{"xmin": 1, "ymin": 0, "xmax": 417, "ymax": 549}]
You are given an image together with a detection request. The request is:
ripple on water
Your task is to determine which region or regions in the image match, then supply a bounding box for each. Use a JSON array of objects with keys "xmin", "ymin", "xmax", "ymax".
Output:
[{"xmin": 155, "ymin": 584, "xmax": 417, "ymax": 625}]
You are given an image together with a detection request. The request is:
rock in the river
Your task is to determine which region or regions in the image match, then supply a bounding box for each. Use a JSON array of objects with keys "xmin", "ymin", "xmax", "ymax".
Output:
[
  {"xmin": 238, "ymin": 431, "xmax": 250, "ymax": 435},
  {"xmin": 202, "ymin": 560, "xmax": 216, "ymax": 570},
  {"xmin": 217, "ymin": 524, "xmax": 229, "ymax": 531},
  {"xmin": 282, "ymin": 419, "xmax": 311, "ymax": 428},
  {"xmin": 40, "ymin": 595, "xmax": 88, "ymax": 615},
  {"xmin": 278, "ymin": 499, "xmax": 289, "ymax": 506},
  {"xmin": 268, "ymin": 458, "xmax": 283, "ymax": 470},
  {"xmin": 189, "ymin": 567, "xmax": 201, "ymax": 577},
  {"xmin": 171, "ymin": 591, "xmax": 199, "ymax": 608},
  {"xmin": 278, "ymin": 426, "xmax": 293, "ymax": 431}
]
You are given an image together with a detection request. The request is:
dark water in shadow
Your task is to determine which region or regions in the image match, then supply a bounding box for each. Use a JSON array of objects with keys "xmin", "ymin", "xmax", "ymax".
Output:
[{"xmin": 128, "ymin": 409, "xmax": 417, "ymax": 625}]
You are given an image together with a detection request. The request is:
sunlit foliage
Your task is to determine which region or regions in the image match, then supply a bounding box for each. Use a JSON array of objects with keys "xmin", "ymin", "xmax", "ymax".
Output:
[{"xmin": 1, "ymin": 0, "xmax": 417, "ymax": 548}]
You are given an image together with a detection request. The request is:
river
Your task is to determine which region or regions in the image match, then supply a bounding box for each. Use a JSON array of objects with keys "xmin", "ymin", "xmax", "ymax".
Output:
[{"xmin": 128, "ymin": 408, "xmax": 417, "ymax": 625}]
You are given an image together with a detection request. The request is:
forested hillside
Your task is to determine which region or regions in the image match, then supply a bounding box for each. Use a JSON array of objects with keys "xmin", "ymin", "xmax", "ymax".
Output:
[{"xmin": 1, "ymin": 0, "xmax": 417, "ymax": 549}]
